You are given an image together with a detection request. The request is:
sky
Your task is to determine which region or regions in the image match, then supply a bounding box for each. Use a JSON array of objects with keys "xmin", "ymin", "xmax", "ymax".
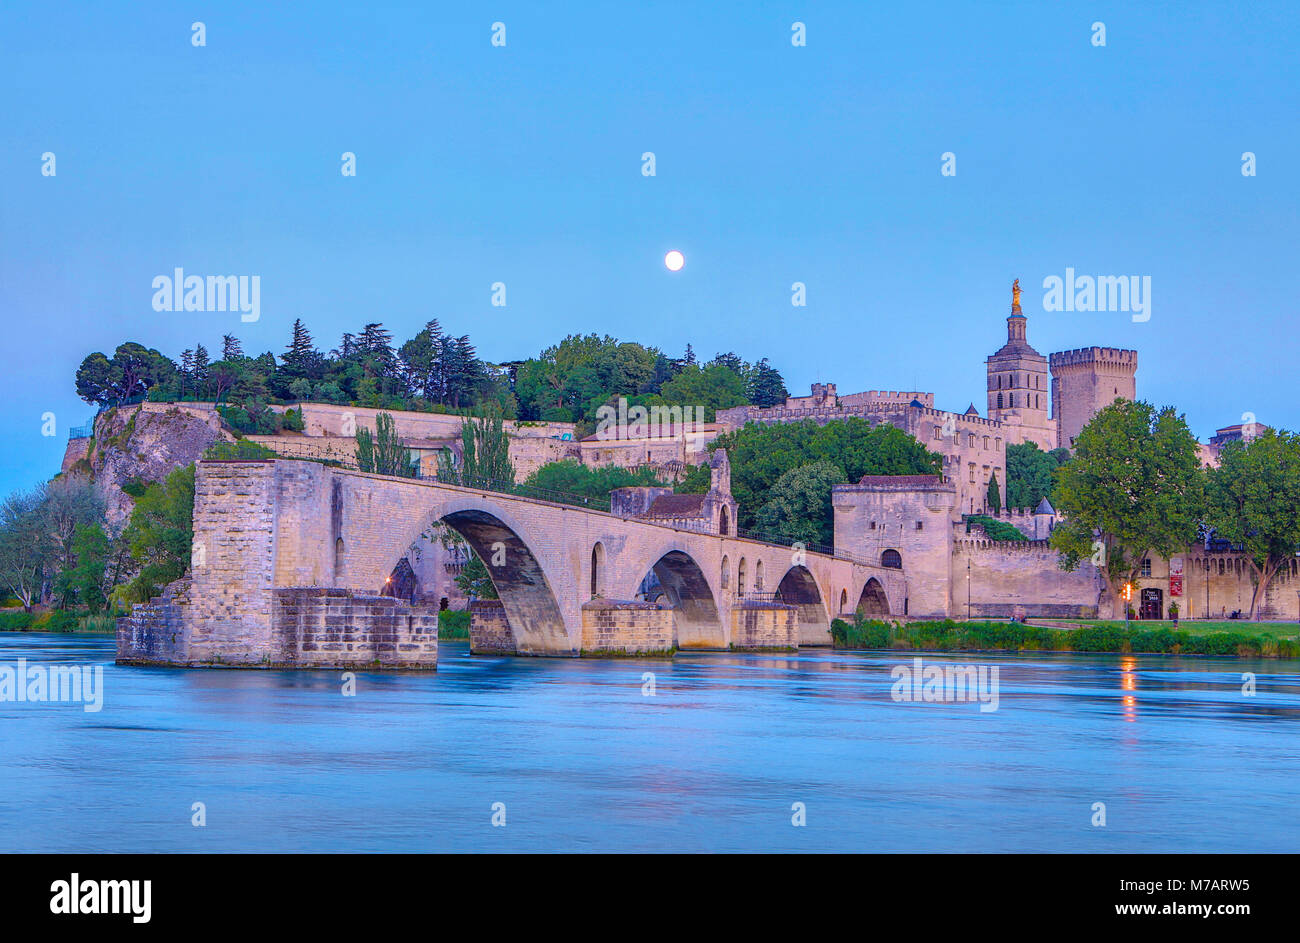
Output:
[{"xmin": 1, "ymin": 1, "xmax": 1297, "ymax": 496}]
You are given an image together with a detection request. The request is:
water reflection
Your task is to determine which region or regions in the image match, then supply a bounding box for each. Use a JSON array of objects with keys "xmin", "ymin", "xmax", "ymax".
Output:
[{"xmin": 1, "ymin": 634, "xmax": 1298, "ymax": 852}]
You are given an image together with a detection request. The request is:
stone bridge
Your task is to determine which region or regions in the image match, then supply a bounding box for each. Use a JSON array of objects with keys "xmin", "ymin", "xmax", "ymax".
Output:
[{"xmin": 118, "ymin": 459, "xmax": 906, "ymax": 667}]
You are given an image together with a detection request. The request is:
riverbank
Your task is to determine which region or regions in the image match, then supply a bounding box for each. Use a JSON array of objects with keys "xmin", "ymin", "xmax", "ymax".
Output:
[
  {"xmin": 831, "ymin": 618, "xmax": 1300, "ymax": 658},
  {"xmin": 0, "ymin": 610, "xmax": 118, "ymax": 633}
]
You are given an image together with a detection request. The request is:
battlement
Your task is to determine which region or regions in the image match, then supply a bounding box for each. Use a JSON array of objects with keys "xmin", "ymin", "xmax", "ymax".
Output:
[{"xmin": 1049, "ymin": 347, "xmax": 1138, "ymax": 369}]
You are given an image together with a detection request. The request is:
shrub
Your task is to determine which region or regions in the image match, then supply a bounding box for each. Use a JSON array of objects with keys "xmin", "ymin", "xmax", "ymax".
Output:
[
  {"xmin": 438, "ymin": 609, "xmax": 471, "ymax": 639},
  {"xmin": 0, "ymin": 611, "xmax": 34, "ymax": 631}
]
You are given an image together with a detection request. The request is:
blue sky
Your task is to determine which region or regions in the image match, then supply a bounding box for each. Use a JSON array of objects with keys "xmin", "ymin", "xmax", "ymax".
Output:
[{"xmin": 2, "ymin": 1, "xmax": 1297, "ymax": 496}]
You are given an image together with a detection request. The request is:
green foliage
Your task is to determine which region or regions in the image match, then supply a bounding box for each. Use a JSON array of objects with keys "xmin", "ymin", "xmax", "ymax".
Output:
[
  {"xmin": 753, "ymin": 460, "xmax": 847, "ymax": 546},
  {"xmin": 523, "ymin": 460, "xmax": 663, "ymax": 503},
  {"xmin": 966, "ymin": 515, "xmax": 1028, "ymax": 542},
  {"xmin": 1005, "ymin": 442, "xmax": 1068, "ymax": 510},
  {"xmin": 675, "ymin": 463, "xmax": 712, "ymax": 494},
  {"xmin": 452, "ymin": 408, "xmax": 515, "ymax": 484},
  {"xmin": 710, "ymin": 418, "xmax": 943, "ymax": 531},
  {"xmin": 1205, "ymin": 429, "xmax": 1300, "ymax": 619},
  {"xmin": 0, "ymin": 611, "xmax": 34, "ymax": 630},
  {"xmin": 437, "ymin": 609, "xmax": 471, "ymax": 639},
  {"xmin": 355, "ymin": 412, "xmax": 415, "ymax": 477},
  {"xmin": 62, "ymin": 523, "xmax": 109, "ymax": 613},
  {"xmin": 203, "ymin": 439, "xmax": 278, "ymax": 460},
  {"xmin": 120, "ymin": 464, "xmax": 196, "ymax": 603},
  {"xmin": 1050, "ymin": 400, "xmax": 1204, "ymax": 606},
  {"xmin": 75, "ymin": 342, "xmax": 176, "ymax": 407},
  {"xmin": 0, "ymin": 489, "xmax": 55, "ymax": 610},
  {"xmin": 651, "ymin": 363, "xmax": 748, "ymax": 421},
  {"xmin": 829, "ymin": 616, "xmax": 1299, "ymax": 657},
  {"xmin": 986, "ymin": 471, "xmax": 1001, "ymax": 514},
  {"xmin": 455, "ymin": 553, "xmax": 498, "ymax": 599}
]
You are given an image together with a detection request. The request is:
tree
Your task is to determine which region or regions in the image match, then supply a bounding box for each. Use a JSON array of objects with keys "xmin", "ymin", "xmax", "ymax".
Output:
[
  {"xmin": 1205, "ymin": 429, "xmax": 1300, "ymax": 620},
  {"xmin": 42, "ymin": 474, "xmax": 103, "ymax": 578},
  {"xmin": 221, "ymin": 334, "xmax": 244, "ymax": 360},
  {"xmin": 0, "ymin": 489, "xmax": 55, "ymax": 611},
  {"xmin": 986, "ymin": 471, "xmax": 1002, "ymax": 514},
  {"xmin": 1006, "ymin": 442, "xmax": 1066, "ymax": 510},
  {"xmin": 455, "ymin": 553, "xmax": 498, "ymax": 600},
  {"xmin": 452, "ymin": 408, "xmax": 515, "ymax": 485},
  {"xmin": 752, "ymin": 461, "xmax": 848, "ymax": 547},
  {"xmin": 61, "ymin": 523, "xmax": 110, "ymax": 612},
  {"xmin": 524, "ymin": 460, "xmax": 664, "ymax": 505},
  {"xmin": 653, "ymin": 364, "xmax": 748, "ymax": 420},
  {"xmin": 1050, "ymin": 400, "xmax": 1204, "ymax": 615},
  {"xmin": 747, "ymin": 358, "xmax": 789, "ymax": 407},
  {"xmin": 711, "ymin": 418, "xmax": 943, "ymax": 531},
  {"xmin": 281, "ymin": 319, "xmax": 318, "ymax": 380},
  {"xmin": 355, "ymin": 412, "xmax": 414, "ymax": 477},
  {"xmin": 120, "ymin": 464, "xmax": 196, "ymax": 603}
]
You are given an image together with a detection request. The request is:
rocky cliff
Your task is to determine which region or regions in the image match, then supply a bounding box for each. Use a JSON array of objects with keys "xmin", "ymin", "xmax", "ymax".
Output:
[{"xmin": 64, "ymin": 403, "xmax": 232, "ymax": 526}]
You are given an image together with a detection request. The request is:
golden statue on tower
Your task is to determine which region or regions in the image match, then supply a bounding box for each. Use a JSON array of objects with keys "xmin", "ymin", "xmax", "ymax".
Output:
[{"xmin": 1012, "ymin": 278, "xmax": 1022, "ymax": 308}]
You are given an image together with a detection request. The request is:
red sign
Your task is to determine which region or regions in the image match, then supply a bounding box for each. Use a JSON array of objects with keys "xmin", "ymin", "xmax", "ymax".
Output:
[{"xmin": 1170, "ymin": 576, "xmax": 1183, "ymax": 597}]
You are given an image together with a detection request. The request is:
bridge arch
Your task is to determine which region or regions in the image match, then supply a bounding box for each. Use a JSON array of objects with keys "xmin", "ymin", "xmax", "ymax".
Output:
[
  {"xmin": 856, "ymin": 577, "xmax": 890, "ymax": 617},
  {"xmin": 386, "ymin": 496, "xmax": 572, "ymax": 655},
  {"xmin": 630, "ymin": 542, "xmax": 724, "ymax": 650},
  {"xmin": 777, "ymin": 565, "xmax": 832, "ymax": 646}
]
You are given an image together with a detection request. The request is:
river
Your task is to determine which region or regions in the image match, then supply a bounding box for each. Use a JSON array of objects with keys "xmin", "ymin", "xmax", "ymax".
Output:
[{"xmin": 2, "ymin": 633, "xmax": 1297, "ymax": 852}]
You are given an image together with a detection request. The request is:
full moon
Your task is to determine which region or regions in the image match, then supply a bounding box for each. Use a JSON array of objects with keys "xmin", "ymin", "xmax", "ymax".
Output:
[{"xmin": 664, "ymin": 250, "xmax": 685, "ymax": 272}]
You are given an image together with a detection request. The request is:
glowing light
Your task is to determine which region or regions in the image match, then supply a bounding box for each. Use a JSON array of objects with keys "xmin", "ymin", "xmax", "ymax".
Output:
[{"xmin": 664, "ymin": 250, "xmax": 685, "ymax": 272}]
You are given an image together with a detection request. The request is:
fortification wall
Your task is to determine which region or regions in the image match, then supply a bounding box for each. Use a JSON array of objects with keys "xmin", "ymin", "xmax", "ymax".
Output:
[{"xmin": 953, "ymin": 538, "xmax": 1108, "ymax": 619}]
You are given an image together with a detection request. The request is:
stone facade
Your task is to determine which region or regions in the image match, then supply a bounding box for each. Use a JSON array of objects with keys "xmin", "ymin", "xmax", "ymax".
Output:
[
  {"xmin": 730, "ymin": 601, "xmax": 799, "ymax": 650},
  {"xmin": 469, "ymin": 599, "xmax": 516, "ymax": 653},
  {"xmin": 1049, "ymin": 347, "xmax": 1138, "ymax": 450},
  {"xmin": 580, "ymin": 599, "xmax": 674, "ymax": 654}
]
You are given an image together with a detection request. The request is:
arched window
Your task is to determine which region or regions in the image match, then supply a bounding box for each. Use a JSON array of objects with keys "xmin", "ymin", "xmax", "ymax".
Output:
[
  {"xmin": 721, "ymin": 555, "xmax": 730, "ymax": 589},
  {"xmin": 334, "ymin": 538, "xmax": 345, "ymax": 577},
  {"xmin": 738, "ymin": 558, "xmax": 748, "ymax": 595},
  {"xmin": 590, "ymin": 542, "xmax": 605, "ymax": 596},
  {"xmin": 755, "ymin": 560, "xmax": 764, "ymax": 591},
  {"xmin": 882, "ymin": 549, "xmax": 902, "ymax": 569},
  {"xmin": 719, "ymin": 505, "xmax": 730, "ymax": 536},
  {"xmin": 997, "ymin": 393, "xmax": 1003, "ymax": 408},
  {"xmin": 840, "ymin": 589, "xmax": 848, "ymax": 611}
]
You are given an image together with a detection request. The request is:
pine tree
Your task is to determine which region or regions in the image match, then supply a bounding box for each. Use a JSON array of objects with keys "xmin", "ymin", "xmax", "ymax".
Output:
[
  {"xmin": 747, "ymin": 358, "xmax": 789, "ymax": 407},
  {"xmin": 987, "ymin": 472, "xmax": 1002, "ymax": 515},
  {"xmin": 221, "ymin": 334, "xmax": 243, "ymax": 360},
  {"xmin": 180, "ymin": 349, "xmax": 194, "ymax": 397},
  {"xmin": 192, "ymin": 344, "xmax": 210, "ymax": 397},
  {"xmin": 282, "ymin": 318, "xmax": 316, "ymax": 377}
]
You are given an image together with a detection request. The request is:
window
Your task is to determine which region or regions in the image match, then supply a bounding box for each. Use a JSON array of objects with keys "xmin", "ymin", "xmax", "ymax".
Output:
[
  {"xmin": 882, "ymin": 549, "xmax": 902, "ymax": 569},
  {"xmin": 721, "ymin": 555, "xmax": 729, "ymax": 589},
  {"xmin": 983, "ymin": 436, "xmax": 990, "ymax": 450},
  {"xmin": 738, "ymin": 559, "xmax": 747, "ymax": 595},
  {"xmin": 995, "ymin": 437, "xmax": 1001, "ymax": 450},
  {"xmin": 755, "ymin": 561, "xmax": 764, "ymax": 591},
  {"xmin": 933, "ymin": 426, "xmax": 942, "ymax": 440},
  {"xmin": 968, "ymin": 463, "xmax": 976, "ymax": 482},
  {"xmin": 1140, "ymin": 558, "xmax": 1152, "ymax": 578},
  {"xmin": 915, "ymin": 521, "xmax": 923, "ymax": 531},
  {"xmin": 967, "ymin": 433, "xmax": 975, "ymax": 448},
  {"xmin": 997, "ymin": 393, "xmax": 1003, "ymax": 408},
  {"xmin": 869, "ymin": 521, "xmax": 877, "ymax": 530}
]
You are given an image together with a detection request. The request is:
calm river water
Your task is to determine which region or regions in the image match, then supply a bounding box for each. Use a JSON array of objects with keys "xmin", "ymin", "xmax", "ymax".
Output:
[{"xmin": 2, "ymin": 633, "xmax": 1298, "ymax": 852}]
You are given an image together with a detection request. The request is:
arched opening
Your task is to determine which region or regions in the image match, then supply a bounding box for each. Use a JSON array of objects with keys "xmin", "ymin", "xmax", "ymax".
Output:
[
  {"xmin": 881, "ymin": 549, "xmax": 902, "ymax": 569},
  {"xmin": 381, "ymin": 556, "xmax": 418, "ymax": 602},
  {"xmin": 719, "ymin": 505, "xmax": 730, "ymax": 536},
  {"xmin": 590, "ymin": 542, "xmax": 606, "ymax": 598},
  {"xmin": 777, "ymin": 565, "xmax": 831, "ymax": 646},
  {"xmin": 738, "ymin": 558, "xmax": 748, "ymax": 596},
  {"xmin": 755, "ymin": 560, "xmax": 764, "ymax": 592},
  {"xmin": 839, "ymin": 588, "xmax": 848, "ymax": 612},
  {"xmin": 334, "ymin": 537, "xmax": 345, "ymax": 579},
  {"xmin": 721, "ymin": 555, "xmax": 730, "ymax": 590},
  {"xmin": 388, "ymin": 507, "xmax": 570, "ymax": 655},
  {"xmin": 635, "ymin": 549, "xmax": 724, "ymax": 649},
  {"xmin": 856, "ymin": 577, "xmax": 890, "ymax": 616}
]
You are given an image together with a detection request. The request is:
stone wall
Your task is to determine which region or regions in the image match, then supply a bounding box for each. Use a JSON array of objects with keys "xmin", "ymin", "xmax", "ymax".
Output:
[
  {"xmin": 953, "ymin": 538, "xmax": 1108, "ymax": 619},
  {"xmin": 271, "ymin": 588, "xmax": 438, "ymax": 668},
  {"xmin": 580, "ymin": 599, "xmax": 674, "ymax": 654},
  {"xmin": 469, "ymin": 599, "xmax": 516, "ymax": 653},
  {"xmin": 730, "ymin": 601, "xmax": 798, "ymax": 650}
]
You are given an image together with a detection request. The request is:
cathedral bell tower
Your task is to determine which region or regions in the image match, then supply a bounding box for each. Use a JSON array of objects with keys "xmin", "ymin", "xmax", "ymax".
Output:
[{"xmin": 986, "ymin": 280, "xmax": 1054, "ymax": 451}]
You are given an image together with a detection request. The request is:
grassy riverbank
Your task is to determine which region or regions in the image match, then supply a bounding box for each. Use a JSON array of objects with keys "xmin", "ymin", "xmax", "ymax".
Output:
[
  {"xmin": 0, "ymin": 610, "xmax": 119, "ymax": 633},
  {"xmin": 831, "ymin": 617, "xmax": 1300, "ymax": 658}
]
